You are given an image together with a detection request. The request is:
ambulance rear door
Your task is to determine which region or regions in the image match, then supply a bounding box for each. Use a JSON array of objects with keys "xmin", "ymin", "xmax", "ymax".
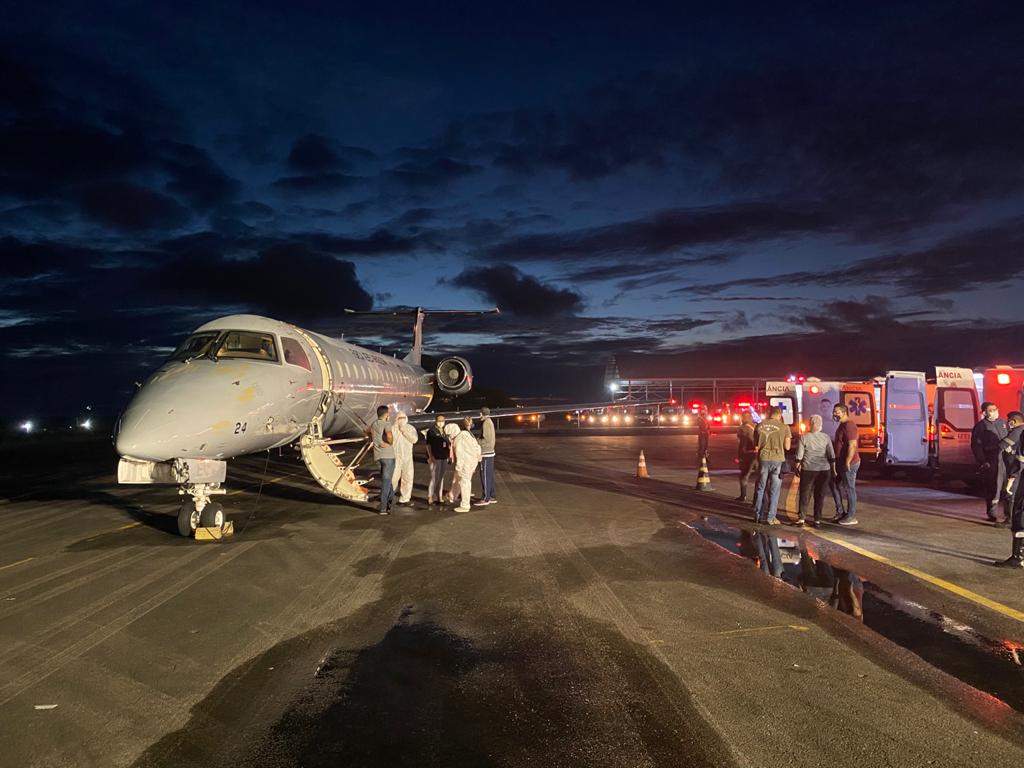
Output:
[
  {"xmin": 765, "ymin": 381, "xmax": 796, "ymax": 426},
  {"xmin": 934, "ymin": 366, "xmax": 980, "ymax": 468},
  {"xmin": 883, "ymin": 371, "xmax": 928, "ymax": 466},
  {"xmin": 801, "ymin": 380, "xmax": 841, "ymax": 438}
]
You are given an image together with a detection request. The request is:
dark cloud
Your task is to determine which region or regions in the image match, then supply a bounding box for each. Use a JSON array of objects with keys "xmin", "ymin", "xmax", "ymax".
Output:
[
  {"xmin": 679, "ymin": 216, "xmax": 1024, "ymax": 297},
  {"xmin": 486, "ymin": 204, "xmax": 833, "ymax": 263},
  {"xmin": 161, "ymin": 141, "xmax": 240, "ymax": 209},
  {"xmin": 76, "ymin": 181, "xmax": 191, "ymax": 231},
  {"xmin": 287, "ymin": 133, "xmax": 347, "ymax": 173},
  {"xmin": 272, "ymin": 173, "xmax": 364, "ymax": 193},
  {"xmin": 385, "ymin": 157, "xmax": 479, "ymax": 189},
  {"xmin": 444, "ymin": 264, "xmax": 583, "ymax": 317}
]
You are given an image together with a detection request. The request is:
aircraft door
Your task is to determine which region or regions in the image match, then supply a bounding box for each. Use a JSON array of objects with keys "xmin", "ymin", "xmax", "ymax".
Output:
[{"xmin": 883, "ymin": 371, "xmax": 928, "ymax": 466}]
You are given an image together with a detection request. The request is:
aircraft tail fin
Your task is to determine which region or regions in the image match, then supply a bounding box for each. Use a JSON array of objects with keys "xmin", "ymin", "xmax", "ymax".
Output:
[{"xmin": 341, "ymin": 307, "xmax": 499, "ymax": 367}]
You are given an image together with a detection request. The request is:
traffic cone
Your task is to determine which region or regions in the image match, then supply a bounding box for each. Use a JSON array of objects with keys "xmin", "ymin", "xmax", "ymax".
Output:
[
  {"xmin": 636, "ymin": 450, "xmax": 649, "ymax": 479},
  {"xmin": 695, "ymin": 454, "xmax": 713, "ymax": 491}
]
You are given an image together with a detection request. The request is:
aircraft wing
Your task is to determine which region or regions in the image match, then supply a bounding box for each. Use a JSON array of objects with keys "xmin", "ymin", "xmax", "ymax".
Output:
[{"xmin": 403, "ymin": 400, "xmax": 670, "ymax": 427}]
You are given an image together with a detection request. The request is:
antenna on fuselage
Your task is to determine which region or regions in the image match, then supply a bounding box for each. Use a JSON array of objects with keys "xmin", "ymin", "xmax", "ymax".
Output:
[{"xmin": 342, "ymin": 306, "xmax": 500, "ymax": 367}]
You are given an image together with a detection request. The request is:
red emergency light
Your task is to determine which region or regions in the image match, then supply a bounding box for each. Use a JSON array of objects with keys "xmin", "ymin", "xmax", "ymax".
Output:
[{"xmin": 807, "ymin": 384, "xmax": 821, "ymax": 395}]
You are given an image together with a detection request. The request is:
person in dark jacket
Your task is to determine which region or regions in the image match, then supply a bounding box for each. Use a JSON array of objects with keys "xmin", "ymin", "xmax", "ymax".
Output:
[
  {"xmin": 972, "ymin": 401, "xmax": 1009, "ymax": 523},
  {"xmin": 994, "ymin": 411, "xmax": 1024, "ymax": 567},
  {"xmin": 424, "ymin": 414, "xmax": 452, "ymax": 505},
  {"xmin": 735, "ymin": 412, "xmax": 758, "ymax": 501},
  {"xmin": 696, "ymin": 409, "xmax": 711, "ymax": 463}
]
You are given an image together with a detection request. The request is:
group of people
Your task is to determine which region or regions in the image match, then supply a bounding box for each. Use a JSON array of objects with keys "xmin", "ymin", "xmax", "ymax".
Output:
[
  {"xmin": 971, "ymin": 403, "xmax": 1024, "ymax": 567},
  {"xmin": 368, "ymin": 406, "xmax": 498, "ymax": 516},
  {"xmin": 735, "ymin": 404, "xmax": 861, "ymax": 528}
]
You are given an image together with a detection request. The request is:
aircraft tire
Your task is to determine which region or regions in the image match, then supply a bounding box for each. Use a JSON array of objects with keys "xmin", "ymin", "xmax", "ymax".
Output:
[
  {"xmin": 178, "ymin": 501, "xmax": 199, "ymax": 537},
  {"xmin": 200, "ymin": 502, "xmax": 225, "ymax": 530}
]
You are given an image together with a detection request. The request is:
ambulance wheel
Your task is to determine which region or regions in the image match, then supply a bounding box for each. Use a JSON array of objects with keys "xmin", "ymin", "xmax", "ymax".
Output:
[
  {"xmin": 200, "ymin": 502, "xmax": 225, "ymax": 529},
  {"xmin": 177, "ymin": 501, "xmax": 200, "ymax": 537}
]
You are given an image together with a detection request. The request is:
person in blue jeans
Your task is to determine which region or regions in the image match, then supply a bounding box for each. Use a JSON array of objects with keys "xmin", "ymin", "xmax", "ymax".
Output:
[
  {"xmin": 367, "ymin": 405, "xmax": 395, "ymax": 516},
  {"xmin": 475, "ymin": 407, "xmax": 497, "ymax": 506},
  {"xmin": 751, "ymin": 406, "xmax": 791, "ymax": 524},
  {"xmin": 830, "ymin": 403, "xmax": 861, "ymax": 525}
]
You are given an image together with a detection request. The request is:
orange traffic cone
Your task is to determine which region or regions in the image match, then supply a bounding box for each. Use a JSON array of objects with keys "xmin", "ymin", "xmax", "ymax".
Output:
[
  {"xmin": 695, "ymin": 454, "xmax": 713, "ymax": 491},
  {"xmin": 636, "ymin": 450, "xmax": 649, "ymax": 479}
]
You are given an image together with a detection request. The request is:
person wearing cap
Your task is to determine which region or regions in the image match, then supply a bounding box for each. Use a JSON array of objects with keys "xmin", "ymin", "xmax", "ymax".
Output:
[{"xmin": 476, "ymin": 407, "xmax": 497, "ymax": 506}]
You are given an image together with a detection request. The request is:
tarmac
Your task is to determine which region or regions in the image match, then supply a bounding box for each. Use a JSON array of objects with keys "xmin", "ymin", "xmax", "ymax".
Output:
[{"xmin": 1, "ymin": 430, "xmax": 1023, "ymax": 767}]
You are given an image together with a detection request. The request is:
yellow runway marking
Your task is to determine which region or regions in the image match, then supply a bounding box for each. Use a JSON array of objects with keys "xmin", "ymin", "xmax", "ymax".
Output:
[
  {"xmin": 82, "ymin": 522, "xmax": 142, "ymax": 542},
  {"xmin": 717, "ymin": 624, "xmax": 809, "ymax": 637},
  {"xmin": 227, "ymin": 474, "xmax": 290, "ymax": 495},
  {"xmin": 817, "ymin": 532, "xmax": 1024, "ymax": 624},
  {"xmin": 0, "ymin": 557, "xmax": 35, "ymax": 572}
]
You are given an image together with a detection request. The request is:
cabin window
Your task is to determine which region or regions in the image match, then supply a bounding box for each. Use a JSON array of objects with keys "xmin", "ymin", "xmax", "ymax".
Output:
[
  {"xmin": 214, "ymin": 331, "xmax": 279, "ymax": 362},
  {"xmin": 281, "ymin": 337, "xmax": 311, "ymax": 371}
]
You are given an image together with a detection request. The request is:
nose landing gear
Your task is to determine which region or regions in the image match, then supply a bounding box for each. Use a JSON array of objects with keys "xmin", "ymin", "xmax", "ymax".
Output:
[{"xmin": 177, "ymin": 482, "xmax": 228, "ymax": 538}]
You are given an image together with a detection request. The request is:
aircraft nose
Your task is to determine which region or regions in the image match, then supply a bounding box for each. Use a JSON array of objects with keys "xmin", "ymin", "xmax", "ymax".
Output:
[{"xmin": 115, "ymin": 364, "xmax": 254, "ymax": 462}]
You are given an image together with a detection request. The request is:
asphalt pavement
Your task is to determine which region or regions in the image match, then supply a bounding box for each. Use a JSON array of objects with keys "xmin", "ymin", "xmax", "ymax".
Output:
[{"xmin": 1, "ymin": 431, "xmax": 1023, "ymax": 767}]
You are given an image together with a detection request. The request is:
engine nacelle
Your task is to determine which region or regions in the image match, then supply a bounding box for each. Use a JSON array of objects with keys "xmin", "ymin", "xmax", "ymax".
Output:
[{"xmin": 435, "ymin": 356, "xmax": 473, "ymax": 395}]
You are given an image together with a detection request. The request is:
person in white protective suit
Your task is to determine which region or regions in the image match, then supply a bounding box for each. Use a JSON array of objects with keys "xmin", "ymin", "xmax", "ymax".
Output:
[
  {"xmin": 449, "ymin": 420, "xmax": 482, "ymax": 512},
  {"xmin": 443, "ymin": 422, "xmax": 462, "ymax": 503},
  {"xmin": 390, "ymin": 411, "xmax": 419, "ymax": 505}
]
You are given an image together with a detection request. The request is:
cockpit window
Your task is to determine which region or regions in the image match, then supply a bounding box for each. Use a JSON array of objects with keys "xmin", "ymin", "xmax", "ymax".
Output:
[
  {"xmin": 281, "ymin": 337, "xmax": 311, "ymax": 370},
  {"xmin": 169, "ymin": 331, "xmax": 220, "ymax": 361},
  {"xmin": 214, "ymin": 331, "xmax": 279, "ymax": 362}
]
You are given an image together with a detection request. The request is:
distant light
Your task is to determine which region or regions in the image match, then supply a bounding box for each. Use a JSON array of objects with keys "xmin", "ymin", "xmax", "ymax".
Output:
[
  {"xmin": 80, "ymin": 418, "xmax": 93, "ymax": 430},
  {"xmin": 19, "ymin": 420, "xmax": 34, "ymax": 433},
  {"xmin": 609, "ymin": 382, "xmax": 619, "ymax": 392}
]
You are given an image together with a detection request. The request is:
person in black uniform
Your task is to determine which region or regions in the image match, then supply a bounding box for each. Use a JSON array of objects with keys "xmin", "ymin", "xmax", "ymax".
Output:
[
  {"xmin": 972, "ymin": 402, "xmax": 1009, "ymax": 523},
  {"xmin": 995, "ymin": 411, "xmax": 1024, "ymax": 567}
]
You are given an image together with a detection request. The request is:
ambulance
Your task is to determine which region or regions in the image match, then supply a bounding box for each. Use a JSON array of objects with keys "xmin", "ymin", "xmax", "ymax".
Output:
[
  {"xmin": 880, "ymin": 367, "xmax": 979, "ymax": 472},
  {"xmin": 787, "ymin": 378, "xmax": 882, "ymax": 458},
  {"xmin": 765, "ymin": 380, "xmax": 799, "ymax": 434},
  {"xmin": 979, "ymin": 365, "xmax": 1024, "ymax": 416}
]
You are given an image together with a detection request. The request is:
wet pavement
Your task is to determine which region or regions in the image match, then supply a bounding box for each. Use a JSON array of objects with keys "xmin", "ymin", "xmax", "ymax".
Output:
[{"xmin": 2, "ymin": 432, "xmax": 1024, "ymax": 767}]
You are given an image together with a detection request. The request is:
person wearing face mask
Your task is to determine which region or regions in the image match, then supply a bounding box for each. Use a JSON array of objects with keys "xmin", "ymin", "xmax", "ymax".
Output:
[
  {"xmin": 972, "ymin": 402, "xmax": 1009, "ymax": 523},
  {"xmin": 424, "ymin": 414, "xmax": 452, "ymax": 506},
  {"xmin": 994, "ymin": 411, "xmax": 1024, "ymax": 567},
  {"xmin": 829, "ymin": 403, "xmax": 860, "ymax": 526}
]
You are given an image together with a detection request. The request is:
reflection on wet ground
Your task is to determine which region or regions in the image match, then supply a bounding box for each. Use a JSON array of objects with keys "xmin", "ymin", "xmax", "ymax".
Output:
[{"xmin": 687, "ymin": 516, "xmax": 1024, "ymax": 712}]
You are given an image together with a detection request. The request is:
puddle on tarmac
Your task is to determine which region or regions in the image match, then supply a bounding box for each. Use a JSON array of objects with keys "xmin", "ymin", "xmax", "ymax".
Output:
[{"xmin": 686, "ymin": 516, "xmax": 1024, "ymax": 712}]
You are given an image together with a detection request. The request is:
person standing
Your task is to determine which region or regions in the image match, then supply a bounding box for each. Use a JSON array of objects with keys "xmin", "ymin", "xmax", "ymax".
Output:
[
  {"xmin": 751, "ymin": 406, "xmax": 790, "ymax": 525},
  {"xmin": 830, "ymin": 403, "xmax": 860, "ymax": 526},
  {"xmin": 390, "ymin": 411, "xmax": 419, "ymax": 506},
  {"xmin": 696, "ymin": 409, "xmax": 711, "ymax": 463},
  {"xmin": 424, "ymin": 414, "xmax": 451, "ymax": 505},
  {"xmin": 368, "ymin": 405, "xmax": 395, "ymax": 516},
  {"xmin": 972, "ymin": 401, "xmax": 1010, "ymax": 523},
  {"xmin": 736, "ymin": 412, "xmax": 758, "ymax": 501},
  {"xmin": 795, "ymin": 414, "xmax": 835, "ymax": 528},
  {"xmin": 451, "ymin": 418, "xmax": 482, "ymax": 512},
  {"xmin": 994, "ymin": 411, "xmax": 1024, "ymax": 567},
  {"xmin": 476, "ymin": 407, "xmax": 497, "ymax": 506}
]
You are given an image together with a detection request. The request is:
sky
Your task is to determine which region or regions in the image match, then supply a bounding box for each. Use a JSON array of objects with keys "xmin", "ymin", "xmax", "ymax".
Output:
[{"xmin": 2, "ymin": 0, "xmax": 1024, "ymax": 422}]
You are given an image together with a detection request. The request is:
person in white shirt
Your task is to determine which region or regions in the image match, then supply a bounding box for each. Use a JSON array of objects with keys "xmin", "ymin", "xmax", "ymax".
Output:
[
  {"xmin": 450, "ymin": 418, "xmax": 482, "ymax": 512},
  {"xmin": 390, "ymin": 411, "xmax": 419, "ymax": 505}
]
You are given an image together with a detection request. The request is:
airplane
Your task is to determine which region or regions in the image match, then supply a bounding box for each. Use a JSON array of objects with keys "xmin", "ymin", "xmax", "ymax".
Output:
[{"xmin": 115, "ymin": 308, "xmax": 642, "ymax": 537}]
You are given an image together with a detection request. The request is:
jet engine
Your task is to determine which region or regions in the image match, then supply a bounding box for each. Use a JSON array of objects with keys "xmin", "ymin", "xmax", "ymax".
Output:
[{"xmin": 435, "ymin": 356, "xmax": 473, "ymax": 395}]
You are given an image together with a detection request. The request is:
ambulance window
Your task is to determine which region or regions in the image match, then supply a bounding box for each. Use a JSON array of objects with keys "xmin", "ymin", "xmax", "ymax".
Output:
[
  {"xmin": 281, "ymin": 338, "xmax": 311, "ymax": 371},
  {"xmin": 214, "ymin": 331, "xmax": 278, "ymax": 362},
  {"xmin": 843, "ymin": 392, "xmax": 874, "ymax": 426},
  {"xmin": 768, "ymin": 397, "xmax": 795, "ymax": 425},
  {"xmin": 940, "ymin": 389, "xmax": 976, "ymax": 431}
]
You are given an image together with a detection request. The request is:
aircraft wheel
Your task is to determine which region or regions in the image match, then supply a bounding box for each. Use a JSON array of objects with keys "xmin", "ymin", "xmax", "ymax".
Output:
[
  {"xmin": 200, "ymin": 502, "xmax": 225, "ymax": 530},
  {"xmin": 177, "ymin": 501, "xmax": 200, "ymax": 537}
]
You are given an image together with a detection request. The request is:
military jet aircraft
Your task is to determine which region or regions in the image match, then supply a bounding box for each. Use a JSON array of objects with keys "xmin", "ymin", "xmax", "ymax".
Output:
[{"xmin": 115, "ymin": 308, "xmax": 632, "ymax": 536}]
